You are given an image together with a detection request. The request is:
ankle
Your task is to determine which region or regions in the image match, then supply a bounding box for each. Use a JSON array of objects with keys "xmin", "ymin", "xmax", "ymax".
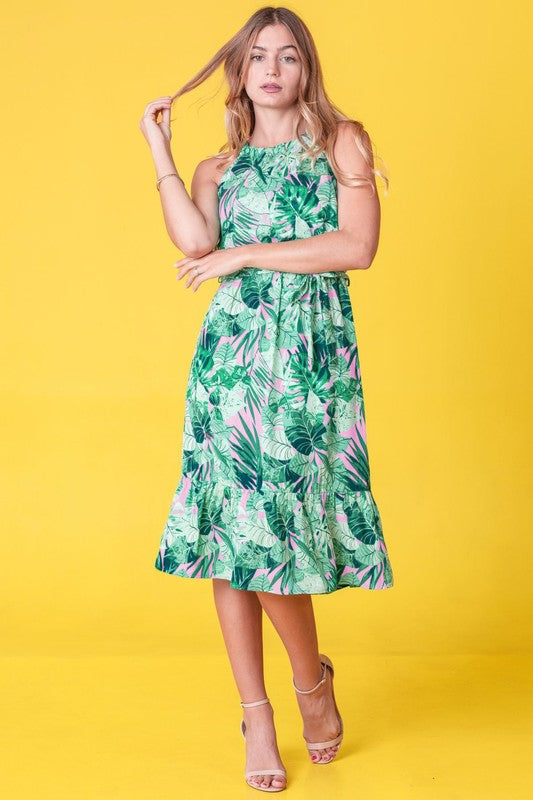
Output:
[
  {"xmin": 242, "ymin": 700, "xmax": 274, "ymax": 723},
  {"xmin": 293, "ymin": 661, "xmax": 326, "ymax": 694}
]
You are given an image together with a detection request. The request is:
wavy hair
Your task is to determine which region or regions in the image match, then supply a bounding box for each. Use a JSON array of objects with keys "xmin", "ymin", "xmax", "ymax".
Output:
[{"xmin": 169, "ymin": 6, "xmax": 389, "ymax": 195}]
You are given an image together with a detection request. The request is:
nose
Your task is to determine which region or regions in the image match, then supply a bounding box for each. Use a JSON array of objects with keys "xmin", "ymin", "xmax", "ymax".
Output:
[{"xmin": 265, "ymin": 60, "xmax": 279, "ymax": 77}]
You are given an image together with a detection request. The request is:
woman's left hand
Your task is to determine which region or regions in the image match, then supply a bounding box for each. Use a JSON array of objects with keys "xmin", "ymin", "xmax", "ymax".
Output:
[{"xmin": 174, "ymin": 247, "xmax": 247, "ymax": 291}]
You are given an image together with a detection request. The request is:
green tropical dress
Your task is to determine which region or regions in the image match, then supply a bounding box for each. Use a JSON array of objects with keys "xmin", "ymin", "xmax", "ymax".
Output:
[{"xmin": 154, "ymin": 132, "xmax": 394, "ymax": 594}]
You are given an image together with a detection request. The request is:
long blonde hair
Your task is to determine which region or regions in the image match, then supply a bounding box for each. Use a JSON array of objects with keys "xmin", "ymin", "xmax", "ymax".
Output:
[{"xmin": 169, "ymin": 6, "xmax": 389, "ymax": 195}]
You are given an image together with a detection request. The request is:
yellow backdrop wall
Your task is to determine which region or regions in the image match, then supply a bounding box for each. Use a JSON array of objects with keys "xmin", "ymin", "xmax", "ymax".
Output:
[{"xmin": 2, "ymin": 0, "xmax": 532, "ymax": 659}]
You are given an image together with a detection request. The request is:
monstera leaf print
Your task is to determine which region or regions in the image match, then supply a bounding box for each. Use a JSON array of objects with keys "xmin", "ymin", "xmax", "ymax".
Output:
[
  {"xmin": 286, "ymin": 349, "xmax": 331, "ymax": 410},
  {"xmin": 155, "ymin": 134, "xmax": 394, "ymax": 594},
  {"xmin": 271, "ymin": 174, "xmax": 321, "ymax": 239},
  {"xmin": 240, "ymin": 270, "xmax": 274, "ymax": 309}
]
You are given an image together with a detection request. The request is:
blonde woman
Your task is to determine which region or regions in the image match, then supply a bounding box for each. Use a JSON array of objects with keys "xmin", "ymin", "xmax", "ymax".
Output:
[{"xmin": 140, "ymin": 5, "xmax": 394, "ymax": 793}]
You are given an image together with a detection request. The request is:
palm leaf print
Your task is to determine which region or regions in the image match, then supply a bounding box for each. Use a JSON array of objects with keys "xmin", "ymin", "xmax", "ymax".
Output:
[
  {"xmin": 286, "ymin": 349, "xmax": 331, "ymax": 408},
  {"xmin": 230, "ymin": 411, "xmax": 263, "ymax": 490},
  {"xmin": 155, "ymin": 133, "xmax": 394, "ymax": 594}
]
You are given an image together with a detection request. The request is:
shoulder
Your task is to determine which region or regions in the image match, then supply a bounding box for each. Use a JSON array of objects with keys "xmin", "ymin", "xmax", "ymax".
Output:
[
  {"xmin": 192, "ymin": 152, "xmax": 236, "ymax": 189},
  {"xmin": 332, "ymin": 121, "xmax": 374, "ymax": 177}
]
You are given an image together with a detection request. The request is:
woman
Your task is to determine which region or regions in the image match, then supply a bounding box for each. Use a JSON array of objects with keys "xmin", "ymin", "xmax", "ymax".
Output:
[{"xmin": 140, "ymin": 6, "xmax": 394, "ymax": 793}]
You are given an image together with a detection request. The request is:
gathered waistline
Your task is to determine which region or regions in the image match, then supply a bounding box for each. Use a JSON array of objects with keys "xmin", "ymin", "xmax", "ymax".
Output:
[{"xmin": 218, "ymin": 268, "xmax": 350, "ymax": 286}]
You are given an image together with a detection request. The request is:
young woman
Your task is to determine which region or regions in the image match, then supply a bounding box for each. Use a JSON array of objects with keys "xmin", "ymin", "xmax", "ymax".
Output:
[{"xmin": 140, "ymin": 6, "xmax": 394, "ymax": 793}]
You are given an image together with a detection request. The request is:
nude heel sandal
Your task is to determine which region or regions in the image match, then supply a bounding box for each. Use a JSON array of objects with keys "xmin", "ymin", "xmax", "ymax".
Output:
[
  {"xmin": 240, "ymin": 697, "xmax": 287, "ymax": 792},
  {"xmin": 292, "ymin": 653, "xmax": 344, "ymax": 764}
]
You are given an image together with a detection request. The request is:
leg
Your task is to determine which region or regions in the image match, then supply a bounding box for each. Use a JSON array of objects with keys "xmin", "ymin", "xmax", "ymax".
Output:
[
  {"xmin": 211, "ymin": 578, "xmax": 286, "ymax": 790},
  {"xmin": 255, "ymin": 591, "xmax": 341, "ymax": 763}
]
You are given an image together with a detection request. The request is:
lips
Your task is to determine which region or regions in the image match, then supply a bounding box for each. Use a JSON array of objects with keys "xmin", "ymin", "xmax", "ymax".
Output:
[{"xmin": 262, "ymin": 83, "xmax": 281, "ymax": 89}]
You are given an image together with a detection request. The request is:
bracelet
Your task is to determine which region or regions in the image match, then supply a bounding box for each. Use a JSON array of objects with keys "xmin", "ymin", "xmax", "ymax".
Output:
[{"xmin": 156, "ymin": 172, "xmax": 180, "ymax": 191}]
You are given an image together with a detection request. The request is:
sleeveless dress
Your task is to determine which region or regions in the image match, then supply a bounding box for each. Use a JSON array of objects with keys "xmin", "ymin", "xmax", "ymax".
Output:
[{"xmin": 154, "ymin": 132, "xmax": 394, "ymax": 594}]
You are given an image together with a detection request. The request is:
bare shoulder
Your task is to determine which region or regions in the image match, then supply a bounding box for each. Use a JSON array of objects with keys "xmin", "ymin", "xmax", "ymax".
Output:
[
  {"xmin": 332, "ymin": 120, "xmax": 375, "ymax": 180},
  {"xmin": 192, "ymin": 152, "xmax": 236, "ymax": 190}
]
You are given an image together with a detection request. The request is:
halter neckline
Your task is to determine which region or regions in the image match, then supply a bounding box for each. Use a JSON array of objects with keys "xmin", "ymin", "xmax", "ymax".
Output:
[{"xmin": 244, "ymin": 132, "xmax": 311, "ymax": 151}]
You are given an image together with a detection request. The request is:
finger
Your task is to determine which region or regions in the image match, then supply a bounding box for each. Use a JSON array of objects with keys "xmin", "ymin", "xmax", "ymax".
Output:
[
  {"xmin": 144, "ymin": 102, "xmax": 171, "ymax": 117},
  {"xmin": 146, "ymin": 96, "xmax": 172, "ymax": 109},
  {"xmin": 177, "ymin": 264, "xmax": 198, "ymax": 281},
  {"xmin": 186, "ymin": 267, "xmax": 207, "ymax": 290},
  {"xmin": 145, "ymin": 100, "xmax": 172, "ymax": 119},
  {"xmin": 191, "ymin": 271, "xmax": 210, "ymax": 292},
  {"xmin": 185, "ymin": 269, "xmax": 199, "ymax": 288},
  {"xmin": 174, "ymin": 258, "xmax": 193, "ymax": 279}
]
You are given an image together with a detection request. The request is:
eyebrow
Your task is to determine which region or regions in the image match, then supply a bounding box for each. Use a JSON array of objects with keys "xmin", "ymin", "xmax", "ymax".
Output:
[{"xmin": 251, "ymin": 44, "xmax": 298, "ymax": 51}]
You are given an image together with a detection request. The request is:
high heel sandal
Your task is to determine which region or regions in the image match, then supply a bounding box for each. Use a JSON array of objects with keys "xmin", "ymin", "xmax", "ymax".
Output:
[
  {"xmin": 292, "ymin": 653, "xmax": 344, "ymax": 764},
  {"xmin": 240, "ymin": 697, "xmax": 287, "ymax": 792}
]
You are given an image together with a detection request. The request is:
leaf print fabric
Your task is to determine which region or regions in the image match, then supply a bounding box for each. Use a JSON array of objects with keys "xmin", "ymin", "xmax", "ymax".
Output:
[{"xmin": 154, "ymin": 133, "xmax": 394, "ymax": 594}]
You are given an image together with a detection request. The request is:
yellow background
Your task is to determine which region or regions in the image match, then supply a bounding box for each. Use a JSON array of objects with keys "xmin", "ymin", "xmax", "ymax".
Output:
[{"xmin": 2, "ymin": 1, "xmax": 532, "ymax": 797}]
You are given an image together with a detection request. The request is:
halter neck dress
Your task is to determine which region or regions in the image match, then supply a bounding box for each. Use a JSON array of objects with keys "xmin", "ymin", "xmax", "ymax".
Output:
[{"xmin": 154, "ymin": 132, "xmax": 394, "ymax": 593}]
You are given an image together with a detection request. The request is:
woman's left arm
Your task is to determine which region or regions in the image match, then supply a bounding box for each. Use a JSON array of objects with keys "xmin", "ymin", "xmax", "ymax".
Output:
[
  {"xmin": 176, "ymin": 121, "xmax": 380, "ymax": 289},
  {"xmin": 239, "ymin": 122, "xmax": 380, "ymax": 275}
]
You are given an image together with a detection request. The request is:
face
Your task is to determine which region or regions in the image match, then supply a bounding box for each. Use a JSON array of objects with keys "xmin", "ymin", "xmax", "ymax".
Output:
[{"xmin": 243, "ymin": 23, "xmax": 303, "ymax": 108}]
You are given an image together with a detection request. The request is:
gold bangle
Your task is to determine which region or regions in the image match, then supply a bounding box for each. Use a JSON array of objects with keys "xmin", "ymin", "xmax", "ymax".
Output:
[{"xmin": 156, "ymin": 173, "xmax": 180, "ymax": 191}]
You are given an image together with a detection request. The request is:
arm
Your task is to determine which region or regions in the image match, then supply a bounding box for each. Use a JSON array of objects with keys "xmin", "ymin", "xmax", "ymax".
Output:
[
  {"xmin": 151, "ymin": 138, "xmax": 222, "ymax": 258},
  {"xmin": 236, "ymin": 121, "xmax": 380, "ymax": 273}
]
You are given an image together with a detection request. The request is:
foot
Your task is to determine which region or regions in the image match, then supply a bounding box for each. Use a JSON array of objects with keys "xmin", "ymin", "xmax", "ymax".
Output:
[
  {"xmin": 242, "ymin": 701, "xmax": 287, "ymax": 790},
  {"xmin": 294, "ymin": 663, "xmax": 342, "ymax": 763}
]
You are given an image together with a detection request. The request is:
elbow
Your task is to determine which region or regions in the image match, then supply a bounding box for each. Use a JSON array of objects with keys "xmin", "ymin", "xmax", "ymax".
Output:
[
  {"xmin": 347, "ymin": 251, "xmax": 373, "ymax": 271},
  {"xmin": 358, "ymin": 244, "xmax": 378, "ymax": 270},
  {"xmin": 183, "ymin": 243, "xmax": 216, "ymax": 259},
  {"xmin": 170, "ymin": 235, "xmax": 218, "ymax": 259},
  {"xmin": 343, "ymin": 232, "xmax": 375, "ymax": 270}
]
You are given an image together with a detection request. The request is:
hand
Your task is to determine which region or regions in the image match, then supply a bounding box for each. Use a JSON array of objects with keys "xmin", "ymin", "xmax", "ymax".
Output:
[
  {"xmin": 175, "ymin": 248, "xmax": 247, "ymax": 291},
  {"xmin": 139, "ymin": 96, "xmax": 174, "ymax": 147}
]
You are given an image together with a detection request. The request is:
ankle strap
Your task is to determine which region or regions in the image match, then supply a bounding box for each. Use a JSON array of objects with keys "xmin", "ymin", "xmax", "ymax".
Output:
[
  {"xmin": 240, "ymin": 697, "xmax": 270, "ymax": 708},
  {"xmin": 293, "ymin": 661, "xmax": 327, "ymax": 694}
]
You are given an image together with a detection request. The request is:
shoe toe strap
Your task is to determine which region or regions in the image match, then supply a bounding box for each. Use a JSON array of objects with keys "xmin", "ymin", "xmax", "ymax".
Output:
[
  {"xmin": 245, "ymin": 769, "xmax": 287, "ymax": 778},
  {"xmin": 306, "ymin": 732, "xmax": 343, "ymax": 749}
]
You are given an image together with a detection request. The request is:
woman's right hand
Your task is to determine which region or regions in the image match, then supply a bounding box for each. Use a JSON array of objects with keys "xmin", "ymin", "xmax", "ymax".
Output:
[{"xmin": 139, "ymin": 96, "xmax": 174, "ymax": 148}]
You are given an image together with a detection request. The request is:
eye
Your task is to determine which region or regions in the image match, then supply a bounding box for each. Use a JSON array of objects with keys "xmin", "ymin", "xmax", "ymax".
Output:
[{"xmin": 250, "ymin": 54, "xmax": 298, "ymax": 62}]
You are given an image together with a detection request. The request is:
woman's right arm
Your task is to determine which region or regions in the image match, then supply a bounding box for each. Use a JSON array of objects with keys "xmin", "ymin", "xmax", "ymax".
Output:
[{"xmin": 139, "ymin": 96, "xmax": 222, "ymax": 258}]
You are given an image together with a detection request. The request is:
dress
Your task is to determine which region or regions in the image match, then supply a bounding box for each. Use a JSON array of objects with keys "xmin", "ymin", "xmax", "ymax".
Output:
[{"xmin": 154, "ymin": 132, "xmax": 394, "ymax": 594}]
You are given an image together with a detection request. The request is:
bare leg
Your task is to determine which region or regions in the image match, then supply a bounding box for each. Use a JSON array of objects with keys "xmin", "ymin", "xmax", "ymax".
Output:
[
  {"xmin": 255, "ymin": 591, "xmax": 341, "ymax": 763},
  {"xmin": 211, "ymin": 578, "xmax": 286, "ymax": 790}
]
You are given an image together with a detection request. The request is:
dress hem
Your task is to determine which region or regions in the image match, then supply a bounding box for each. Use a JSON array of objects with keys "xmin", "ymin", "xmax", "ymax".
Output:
[{"xmin": 154, "ymin": 559, "xmax": 394, "ymax": 595}]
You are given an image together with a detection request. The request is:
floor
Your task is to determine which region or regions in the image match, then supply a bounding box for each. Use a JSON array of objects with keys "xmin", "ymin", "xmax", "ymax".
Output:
[{"xmin": 2, "ymin": 653, "xmax": 532, "ymax": 798}]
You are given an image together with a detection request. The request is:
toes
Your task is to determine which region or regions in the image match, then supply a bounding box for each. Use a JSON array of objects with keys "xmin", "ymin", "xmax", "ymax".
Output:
[
  {"xmin": 311, "ymin": 746, "xmax": 336, "ymax": 762},
  {"xmin": 249, "ymin": 771, "xmax": 286, "ymax": 788}
]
